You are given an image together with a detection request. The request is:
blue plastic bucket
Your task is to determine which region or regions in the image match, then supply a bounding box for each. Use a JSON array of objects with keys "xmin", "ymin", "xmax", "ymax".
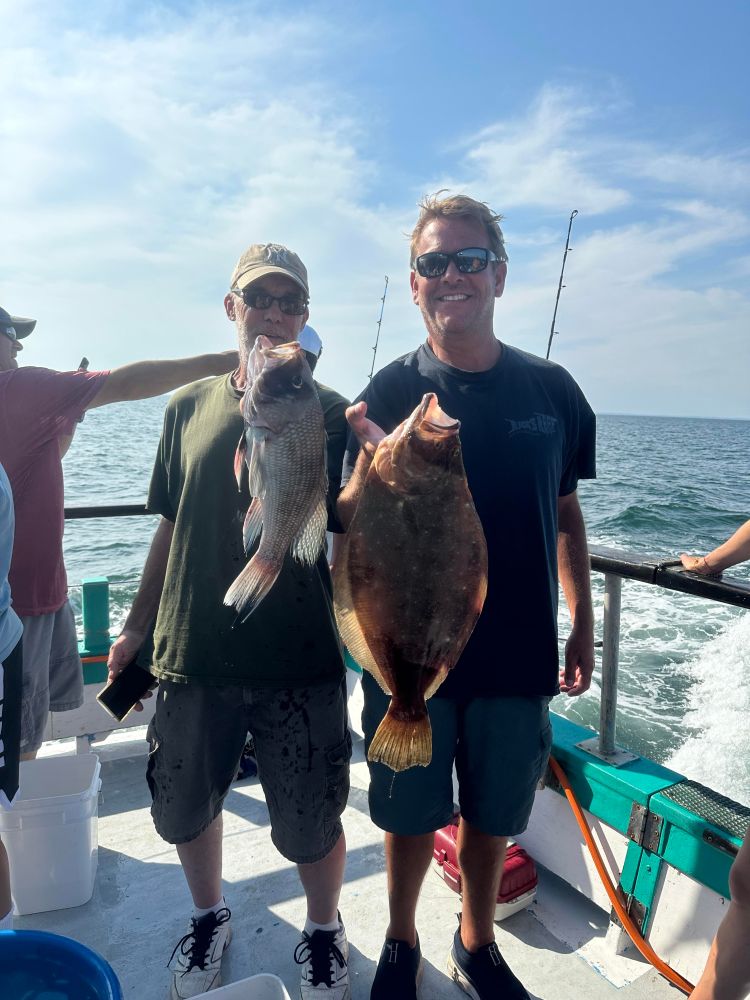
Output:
[{"xmin": 0, "ymin": 929, "xmax": 122, "ymax": 999}]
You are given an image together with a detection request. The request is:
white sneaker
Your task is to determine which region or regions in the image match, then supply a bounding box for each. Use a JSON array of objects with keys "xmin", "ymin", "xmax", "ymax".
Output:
[
  {"xmin": 168, "ymin": 906, "xmax": 232, "ymax": 998},
  {"xmin": 295, "ymin": 915, "xmax": 351, "ymax": 999}
]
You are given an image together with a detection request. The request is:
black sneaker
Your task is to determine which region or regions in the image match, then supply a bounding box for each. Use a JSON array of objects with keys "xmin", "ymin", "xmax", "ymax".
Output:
[
  {"xmin": 294, "ymin": 915, "xmax": 350, "ymax": 998},
  {"xmin": 370, "ymin": 935, "xmax": 423, "ymax": 999},
  {"xmin": 168, "ymin": 906, "xmax": 232, "ymax": 999},
  {"xmin": 447, "ymin": 926, "xmax": 529, "ymax": 999}
]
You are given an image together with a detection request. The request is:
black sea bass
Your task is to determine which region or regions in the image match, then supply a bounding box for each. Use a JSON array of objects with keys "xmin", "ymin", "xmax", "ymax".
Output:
[
  {"xmin": 224, "ymin": 337, "xmax": 328, "ymax": 619},
  {"xmin": 334, "ymin": 393, "xmax": 488, "ymax": 771}
]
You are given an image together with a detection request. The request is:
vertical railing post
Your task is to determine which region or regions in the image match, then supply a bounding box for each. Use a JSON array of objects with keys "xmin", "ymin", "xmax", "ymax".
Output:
[
  {"xmin": 599, "ymin": 573, "xmax": 622, "ymax": 756},
  {"xmin": 577, "ymin": 570, "xmax": 637, "ymax": 765}
]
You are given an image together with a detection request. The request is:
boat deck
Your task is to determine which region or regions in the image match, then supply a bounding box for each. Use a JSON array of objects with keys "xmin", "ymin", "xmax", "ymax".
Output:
[{"xmin": 21, "ymin": 732, "xmax": 679, "ymax": 1000}]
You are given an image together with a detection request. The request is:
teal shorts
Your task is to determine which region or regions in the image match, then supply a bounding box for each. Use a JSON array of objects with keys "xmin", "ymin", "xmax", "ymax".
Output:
[{"xmin": 361, "ymin": 672, "xmax": 552, "ymax": 837}]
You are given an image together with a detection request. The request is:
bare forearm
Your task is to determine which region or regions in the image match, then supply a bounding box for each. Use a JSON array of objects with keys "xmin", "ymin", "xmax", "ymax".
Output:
[
  {"xmin": 557, "ymin": 497, "xmax": 594, "ymax": 628},
  {"xmin": 88, "ymin": 351, "xmax": 238, "ymax": 409},
  {"xmin": 708, "ymin": 519, "xmax": 750, "ymax": 572},
  {"xmin": 682, "ymin": 519, "xmax": 750, "ymax": 575},
  {"xmin": 336, "ymin": 450, "xmax": 373, "ymax": 529},
  {"xmin": 123, "ymin": 517, "xmax": 174, "ymax": 633}
]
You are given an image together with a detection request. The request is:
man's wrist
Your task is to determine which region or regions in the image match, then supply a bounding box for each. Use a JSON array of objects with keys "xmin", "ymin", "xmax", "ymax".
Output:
[{"xmin": 572, "ymin": 612, "xmax": 594, "ymax": 633}]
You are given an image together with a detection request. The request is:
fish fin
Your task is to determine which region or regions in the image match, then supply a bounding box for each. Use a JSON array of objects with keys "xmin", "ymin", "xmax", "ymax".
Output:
[
  {"xmin": 333, "ymin": 537, "xmax": 391, "ymax": 693},
  {"xmin": 248, "ymin": 437, "xmax": 266, "ymax": 499},
  {"xmin": 368, "ymin": 709, "xmax": 432, "ymax": 772},
  {"xmin": 291, "ymin": 496, "xmax": 327, "ymax": 565},
  {"xmin": 233, "ymin": 434, "xmax": 248, "ymax": 489},
  {"xmin": 423, "ymin": 664, "xmax": 451, "ymax": 700},
  {"xmin": 242, "ymin": 498, "xmax": 263, "ymax": 554},
  {"xmin": 223, "ymin": 553, "xmax": 281, "ymax": 619}
]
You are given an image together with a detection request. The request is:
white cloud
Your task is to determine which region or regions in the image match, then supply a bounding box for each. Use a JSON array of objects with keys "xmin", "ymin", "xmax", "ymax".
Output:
[
  {"xmin": 0, "ymin": 8, "xmax": 748, "ymax": 417},
  {"xmin": 628, "ymin": 147, "xmax": 750, "ymax": 200},
  {"xmin": 0, "ymin": 2, "xmax": 399, "ymax": 393},
  {"xmin": 458, "ymin": 86, "xmax": 633, "ymax": 215},
  {"xmin": 502, "ymin": 219, "xmax": 750, "ymax": 418}
]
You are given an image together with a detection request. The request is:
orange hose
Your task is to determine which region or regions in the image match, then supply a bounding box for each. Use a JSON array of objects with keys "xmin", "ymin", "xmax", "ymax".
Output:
[
  {"xmin": 548, "ymin": 754, "xmax": 694, "ymax": 995},
  {"xmin": 81, "ymin": 655, "xmax": 109, "ymax": 664}
]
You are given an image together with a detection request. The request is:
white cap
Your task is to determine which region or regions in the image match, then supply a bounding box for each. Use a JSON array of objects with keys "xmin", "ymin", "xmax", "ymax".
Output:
[{"xmin": 298, "ymin": 324, "xmax": 322, "ymax": 357}]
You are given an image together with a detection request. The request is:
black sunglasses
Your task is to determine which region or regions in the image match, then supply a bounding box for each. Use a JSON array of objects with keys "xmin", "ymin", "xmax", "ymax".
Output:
[
  {"xmin": 232, "ymin": 288, "xmax": 308, "ymax": 316},
  {"xmin": 413, "ymin": 247, "xmax": 498, "ymax": 279}
]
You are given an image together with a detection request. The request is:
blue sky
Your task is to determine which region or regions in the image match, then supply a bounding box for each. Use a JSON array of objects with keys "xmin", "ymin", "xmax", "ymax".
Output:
[{"xmin": 2, "ymin": 0, "xmax": 748, "ymax": 418}]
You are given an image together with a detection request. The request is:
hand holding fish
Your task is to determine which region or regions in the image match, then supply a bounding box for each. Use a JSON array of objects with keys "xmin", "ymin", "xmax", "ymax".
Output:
[{"xmin": 344, "ymin": 400, "xmax": 386, "ymax": 458}]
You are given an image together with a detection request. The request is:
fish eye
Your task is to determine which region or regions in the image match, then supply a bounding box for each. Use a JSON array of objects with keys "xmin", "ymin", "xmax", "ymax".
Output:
[{"xmin": 291, "ymin": 375, "xmax": 303, "ymax": 388}]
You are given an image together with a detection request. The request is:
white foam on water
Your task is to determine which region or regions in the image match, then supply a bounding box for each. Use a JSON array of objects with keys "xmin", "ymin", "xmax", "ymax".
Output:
[
  {"xmin": 665, "ymin": 613, "xmax": 750, "ymax": 807},
  {"xmin": 556, "ymin": 569, "xmax": 747, "ymax": 769}
]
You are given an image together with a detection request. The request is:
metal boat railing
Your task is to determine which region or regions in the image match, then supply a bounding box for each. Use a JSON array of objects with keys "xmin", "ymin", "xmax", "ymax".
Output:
[
  {"xmin": 64, "ymin": 504, "xmax": 750, "ymax": 764},
  {"xmin": 587, "ymin": 547, "xmax": 749, "ymax": 765}
]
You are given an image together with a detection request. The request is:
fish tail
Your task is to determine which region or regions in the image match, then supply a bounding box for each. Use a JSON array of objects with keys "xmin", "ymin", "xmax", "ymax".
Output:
[
  {"xmin": 223, "ymin": 553, "xmax": 281, "ymax": 619},
  {"xmin": 367, "ymin": 709, "xmax": 432, "ymax": 772}
]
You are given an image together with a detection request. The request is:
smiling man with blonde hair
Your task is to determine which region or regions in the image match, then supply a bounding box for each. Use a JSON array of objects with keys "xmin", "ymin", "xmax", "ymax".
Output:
[{"xmin": 339, "ymin": 193, "xmax": 596, "ymax": 1000}]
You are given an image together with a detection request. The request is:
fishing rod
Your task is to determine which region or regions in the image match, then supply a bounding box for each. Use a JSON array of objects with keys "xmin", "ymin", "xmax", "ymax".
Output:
[
  {"xmin": 368, "ymin": 275, "xmax": 389, "ymax": 380},
  {"xmin": 545, "ymin": 209, "xmax": 578, "ymax": 360}
]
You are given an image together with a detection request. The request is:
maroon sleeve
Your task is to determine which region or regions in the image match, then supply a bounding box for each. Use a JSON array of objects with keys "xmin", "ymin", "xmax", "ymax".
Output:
[{"xmin": 5, "ymin": 367, "xmax": 111, "ymax": 446}]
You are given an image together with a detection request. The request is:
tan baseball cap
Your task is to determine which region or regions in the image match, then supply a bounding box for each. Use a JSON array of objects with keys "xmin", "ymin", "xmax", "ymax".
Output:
[{"xmin": 229, "ymin": 243, "xmax": 309, "ymax": 297}]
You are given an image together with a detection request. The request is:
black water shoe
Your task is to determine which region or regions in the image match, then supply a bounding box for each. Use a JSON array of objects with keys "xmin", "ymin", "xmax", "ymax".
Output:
[
  {"xmin": 370, "ymin": 934, "xmax": 423, "ymax": 999},
  {"xmin": 447, "ymin": 926, "xmax": 529, "ymax": 999}
]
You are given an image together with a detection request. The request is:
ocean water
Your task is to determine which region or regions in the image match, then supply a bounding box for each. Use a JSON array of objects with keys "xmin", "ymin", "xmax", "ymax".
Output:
[{"xmin": 61, "ymin": 401, "xmax": 750, "ymax": 805}]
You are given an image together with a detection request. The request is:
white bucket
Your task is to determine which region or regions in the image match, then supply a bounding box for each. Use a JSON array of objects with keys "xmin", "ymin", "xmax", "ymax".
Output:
[
  {"xmin": 0, "ymin": 754, "xmax": 101, "ymax": 915},
  {"xmin": 194, "ymin": 972, "xmax": 291, "ymax": 998}
]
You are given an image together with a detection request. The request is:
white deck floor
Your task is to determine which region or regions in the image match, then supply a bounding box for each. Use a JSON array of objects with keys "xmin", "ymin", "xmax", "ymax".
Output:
[{"xmin": 18, "ymin": 732, "xmax": 679, "ymax": 1000}]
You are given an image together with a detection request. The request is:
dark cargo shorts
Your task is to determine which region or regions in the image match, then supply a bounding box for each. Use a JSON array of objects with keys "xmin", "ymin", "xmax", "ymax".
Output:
[
  {"xmin": 362, "ymin": 671, "xmax": 552, "ymax": 837},
  {"xmin": 146, "ymin": 677, "xmax": 351, "ymax": 864}
]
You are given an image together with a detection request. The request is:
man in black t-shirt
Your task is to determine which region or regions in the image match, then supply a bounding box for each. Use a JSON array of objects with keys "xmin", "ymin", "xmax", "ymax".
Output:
[{"xmin": 338, "ymin": 193, "xmax": 596, "ymax": 1000}]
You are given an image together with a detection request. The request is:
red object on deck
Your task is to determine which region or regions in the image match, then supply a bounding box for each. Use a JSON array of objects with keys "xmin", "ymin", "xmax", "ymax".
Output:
[{"xmin": 433, "ymin": 815, "xmax": 538, "ymax": 903}]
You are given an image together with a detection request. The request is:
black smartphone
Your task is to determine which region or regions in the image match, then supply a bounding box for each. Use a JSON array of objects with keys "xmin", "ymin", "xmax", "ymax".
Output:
[{"xmin": 97, "ymin": 659, "xmax": 157, "ymax": 722}]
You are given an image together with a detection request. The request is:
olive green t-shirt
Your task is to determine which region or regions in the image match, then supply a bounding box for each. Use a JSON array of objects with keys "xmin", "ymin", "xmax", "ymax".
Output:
[{"xmin": 147, "ymin": 374, "xmax": 349, "ymax": 688}]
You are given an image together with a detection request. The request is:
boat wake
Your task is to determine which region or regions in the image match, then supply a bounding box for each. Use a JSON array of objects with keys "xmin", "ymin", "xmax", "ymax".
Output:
[{"xmin": 666, "ymin": 613, "xmax": 750, "ymax": 807}]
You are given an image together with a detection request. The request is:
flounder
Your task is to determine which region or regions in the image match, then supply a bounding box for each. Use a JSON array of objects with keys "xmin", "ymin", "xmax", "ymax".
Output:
[{"xmin": 335, "ymin": 392, "xmax": 488, "ymax": 771}]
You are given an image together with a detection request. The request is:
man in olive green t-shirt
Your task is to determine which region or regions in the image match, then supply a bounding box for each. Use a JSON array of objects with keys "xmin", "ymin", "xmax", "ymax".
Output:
[{"xmin": 108, "ymin": 244, "xmax": 352, "ymax": 1000}]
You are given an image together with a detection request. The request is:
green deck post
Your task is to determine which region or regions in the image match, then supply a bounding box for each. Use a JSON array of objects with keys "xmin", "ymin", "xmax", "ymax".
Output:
[
  {"xmin": 81, "ymin": 576, "xmax": 111, "ymax": 656},
  {"xmin": 79, "ymin": 577, "xmax": 112, "ymax": 684}
]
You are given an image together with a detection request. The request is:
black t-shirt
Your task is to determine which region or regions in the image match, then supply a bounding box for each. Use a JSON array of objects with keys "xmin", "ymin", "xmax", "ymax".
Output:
[{"xmin": 342, "ymin": 342, "xmax": 596, "ymax": 699}]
